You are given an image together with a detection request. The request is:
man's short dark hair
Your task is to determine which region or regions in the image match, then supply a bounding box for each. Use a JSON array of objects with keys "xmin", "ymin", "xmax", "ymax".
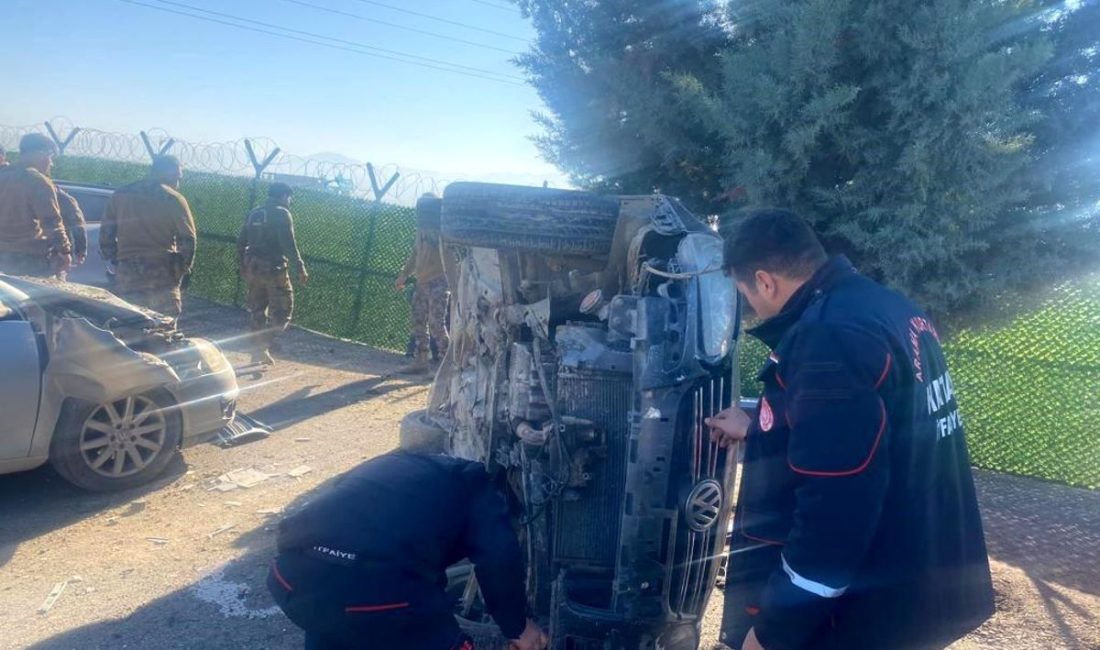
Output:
[
  {"xmin": 20, "ymin": 133, "xmax": 57, "ymax": 155},
  {"xmin": 150, "ymin": 154, "xmax": 181, "ymax": 176},
  {"xmin": 723, "ymin": 208, "xmax": 828, "ymax": 284},
  {"xmin": 268, "ymin": 182, "xmax": 294, "ymax": 199}
]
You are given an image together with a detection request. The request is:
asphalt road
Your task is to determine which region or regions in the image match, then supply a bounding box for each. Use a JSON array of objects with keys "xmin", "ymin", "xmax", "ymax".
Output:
[{"xmin": 1, "ymin": 299, "xmax": 1097, "ymax": 650}]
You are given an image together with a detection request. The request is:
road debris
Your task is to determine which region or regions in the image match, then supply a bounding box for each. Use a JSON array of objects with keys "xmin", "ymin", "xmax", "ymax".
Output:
[
  {"xmin": 214, "ymin": 413, "xmax": 273, "ymax": 447},
  {"xmin": 38, "ymin": 581, "xmax": 67, "ymax": 614},
  {"xmin": 211, "ymin": 468, "xmax": 273, "ymax": 492},
  {"xmin": 224, "ymin": 501, "xmax": 243, "ymax": 508},
  {"xmin": 123, "ymin": 499, "xmax": 147, "ymax": 516},
  {"xmin": 287, "ymin": 465, "xmax": 313, "ymax": 478},
  {"xmin": 256, "ymin": 508, "xmax": 281, "ymax": 516},
  {"xmin": 207, "ymin": 523, "xmax": 238, "ymax": 539},
  {"xmin": 146, "ymin": 537, "xmax": 170, "ymax": 545},
  {"xmin": 294, "ymin": 437, "xmax": 312, "ymax": 442}
]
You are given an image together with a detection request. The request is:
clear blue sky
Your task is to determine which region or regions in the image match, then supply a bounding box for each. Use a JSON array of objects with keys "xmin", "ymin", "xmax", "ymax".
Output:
[{"xmin": 2, "ymin": 0, "xmax": 566, "ymax": 185}]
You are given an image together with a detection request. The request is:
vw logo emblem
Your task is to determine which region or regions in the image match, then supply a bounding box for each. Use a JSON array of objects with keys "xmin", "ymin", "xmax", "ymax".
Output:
[{"xmin": 685, "ymin": 479, "xmax": 723, "ymax": 532}]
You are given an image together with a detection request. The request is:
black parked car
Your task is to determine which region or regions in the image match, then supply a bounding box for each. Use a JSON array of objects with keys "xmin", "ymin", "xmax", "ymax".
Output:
[{"xmin": 403, "ymin": 183, "xmax": 742, "ymax": 650}]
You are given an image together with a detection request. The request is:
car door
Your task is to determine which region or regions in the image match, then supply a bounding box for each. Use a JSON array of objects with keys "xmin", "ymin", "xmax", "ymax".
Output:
[
  {"xmin": 57, "ymin": 184, "xmax": 112, "ymax": 288},
  {"xmin": 0, "ymin": 301, "xmax": 44, "ymax": 459}
]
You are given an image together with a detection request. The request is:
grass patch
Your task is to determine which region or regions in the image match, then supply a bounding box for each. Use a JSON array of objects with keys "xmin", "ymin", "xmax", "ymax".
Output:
[
  {"xmin": 54, "ymin": 155, "xmax": 416, "ymax": 350},
  {"xmin": 736, "ymin": 278, "xmax": 1100, "ymax": 489}
]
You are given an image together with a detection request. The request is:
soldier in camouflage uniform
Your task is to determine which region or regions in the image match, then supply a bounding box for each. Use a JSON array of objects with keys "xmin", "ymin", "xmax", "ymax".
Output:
[
  {"xmin": 56, "ymin": 187, "xmax": 88, "ymax": 279},
  {"xmin": 100, "ymin": 155, "xmax": 196, "ymax": 322},
  {"xmin": 0, "ymin": 134, "xmax": 72, "ymax": 277},
  {"xmin": 394, "ymin": 193, "xmax": 448, "ymax": 375},
  {"xmin": 237, "ymin": 182, "xmax": 308, "ymax": 366}
]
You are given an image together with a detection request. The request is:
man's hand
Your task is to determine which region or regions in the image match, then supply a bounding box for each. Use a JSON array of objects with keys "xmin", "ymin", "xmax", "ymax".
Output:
[
  {"xmin": 394, "ymin": 275, "xmax": 407, "ymax": 291},
  {"xmin": 49, "ymin": 252, "xmax": 72, "ymax": 276},
  {"xmin": 742, "ymin": 627, "xmax": 765, "ymax": 650},
  {"xmin": 298, "ymin": 269, "xmax": 310, "ymax": 287},
  {"xmin": 705, "ymin": 406, "xmax": 752, "ymax": 447},
  {"xmin": 508, "ymin": 619, "xmax": 548, "ymax": 650}
]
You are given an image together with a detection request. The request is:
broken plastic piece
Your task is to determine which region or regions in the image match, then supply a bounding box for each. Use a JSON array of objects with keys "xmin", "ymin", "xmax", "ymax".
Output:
[
  {"xmin": 287, "ymin": 465, "xmax": 313, "ymax": 478},
  {"xmin": 214, "ymin": 413, "xmax": 272, "ymax": 448},
  {"xmin": 216, "ymin": 468, "xmax": 272, "ymax": 489},
  {"xmin": 207, "ymin": 523, "xmax": 237, "ymax": 539},
  {"xmin": 38, "ymin": 582, "xmax": 67, "ymax": 614}
]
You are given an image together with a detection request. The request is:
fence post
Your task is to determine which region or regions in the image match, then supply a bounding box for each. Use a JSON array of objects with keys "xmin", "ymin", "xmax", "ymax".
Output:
[
  {"xmin": 366, "ymin": 163, "xmax": 400, "ymax": 203},
  {"xmin": 235, "ymin": 139, "xmax": 282, "ymax": 306},
  {"xmin": 44, "ymin": 121, "xmax": 81, "ymax": 155},
  {"xmin": 139, "ymin": 131, "xmax": 175, "ymax": 160},
  {"xmin": 244, "ymin": 139, "xmax": 281, "ymax": 209}
]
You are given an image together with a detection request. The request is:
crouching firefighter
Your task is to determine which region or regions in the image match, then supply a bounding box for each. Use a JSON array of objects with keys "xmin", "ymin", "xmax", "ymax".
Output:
[
  {"xmin": 708, "ymin": 210, "xmax": 994, "ymax": 650},
  {"xmin": 267, "ymin": 441, "xmax": 549, "ymax": 650}
]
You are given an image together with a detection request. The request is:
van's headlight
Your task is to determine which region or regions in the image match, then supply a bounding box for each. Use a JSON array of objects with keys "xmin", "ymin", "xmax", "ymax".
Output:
[{"xmin": 677, "ymin": 233, "xmax": 734, "ymax": 363}]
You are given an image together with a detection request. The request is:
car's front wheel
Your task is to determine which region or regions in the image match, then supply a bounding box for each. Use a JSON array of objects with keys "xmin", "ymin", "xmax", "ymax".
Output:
[{"xmin": 50, "ymin": 389, "xmax": 182, "ymax": 492}]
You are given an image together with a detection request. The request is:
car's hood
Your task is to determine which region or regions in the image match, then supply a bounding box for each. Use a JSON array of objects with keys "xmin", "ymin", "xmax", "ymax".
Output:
[{"xmin": 0, "ymin": 275, "xmax": 170, "ymax": 330}]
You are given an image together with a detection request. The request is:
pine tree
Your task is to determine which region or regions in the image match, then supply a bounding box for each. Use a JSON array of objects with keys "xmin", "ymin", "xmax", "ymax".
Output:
[
  {"xmin": 1013, "ymin": 0, "xmax": 1100, "ymax": 276},
  {"xmin": 514, "ymin": 0, "xmax": 729, "ymax": 204},
  {"xmin": 518, "ymin": 0, "xmax": 1100, "ymax": 318}
]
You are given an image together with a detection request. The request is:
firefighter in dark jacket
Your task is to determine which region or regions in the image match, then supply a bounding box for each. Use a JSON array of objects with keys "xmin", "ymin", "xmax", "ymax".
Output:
[
  {"xmin": 267, "ymin": 443, "xmax": 548, "ymax": 650},
  {"xmin": 709, "ymin": 209, "xmax": 994, "ymax": 650}
]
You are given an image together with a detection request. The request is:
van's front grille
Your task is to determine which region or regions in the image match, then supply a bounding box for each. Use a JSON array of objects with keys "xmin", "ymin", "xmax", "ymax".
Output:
[{"xmin": 670, "ymin": 375, "xmax": 730, "ymax": 618}]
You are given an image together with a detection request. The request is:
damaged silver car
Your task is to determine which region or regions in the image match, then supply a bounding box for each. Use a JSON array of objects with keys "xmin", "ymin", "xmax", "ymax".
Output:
[
  {"xmin": 0, "ymin": 275, "xmax": 239, "ymax": 491},
  {"xmin": 406, "ymin": 183, "xmax": 742, "ymax": 650}
]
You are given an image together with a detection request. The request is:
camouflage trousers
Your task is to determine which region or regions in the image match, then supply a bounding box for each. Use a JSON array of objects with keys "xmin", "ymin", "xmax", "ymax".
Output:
[
  {"xmin": 244, "ymin": 258, "xmax": 294, "ymax": 349},
  {"xmin": 0, "ymin": 251, "xmax": 52, "ymax": 278},
  {"xmin": 116, "ymin": 256, "xmax": 182, "ymax": 320},
  {"xmin": 411, "ymin": 275, "xmax": 449, "ymax": 363}
]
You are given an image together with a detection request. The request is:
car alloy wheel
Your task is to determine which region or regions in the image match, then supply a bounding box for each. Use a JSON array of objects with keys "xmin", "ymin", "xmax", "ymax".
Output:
[{"xmin": 79, "ymin": 395, "xmax": 168, "ymax": 479}]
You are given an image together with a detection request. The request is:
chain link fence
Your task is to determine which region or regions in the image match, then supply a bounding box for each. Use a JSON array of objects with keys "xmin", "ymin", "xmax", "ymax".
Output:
[
  {"xmin": 3, "ymin": 121, "xmax": 1098, "ymax": 489},
  {"xmin": 2, "ymin": 121, "xmax": 428, "ymax": 352},
  {"xmin": 738, "ymin": 277, "xmax": 1100, "ymax": 490}
]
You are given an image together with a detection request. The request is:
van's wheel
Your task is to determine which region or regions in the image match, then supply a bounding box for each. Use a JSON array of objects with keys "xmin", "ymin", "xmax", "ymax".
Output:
[
  {"xmin": 50, "ymin": 389, "xmax": 182, "ymax": 492},
  {"xmin": 441, "ymin": 182, "xmax": 620, "ymax": 256},
  {"xmin": 398, "ymin": 409, "xmax": 448, "ymax": 454}
]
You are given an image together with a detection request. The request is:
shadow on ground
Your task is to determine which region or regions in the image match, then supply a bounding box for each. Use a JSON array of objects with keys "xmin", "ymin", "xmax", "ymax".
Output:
[
  {"xmin": 26, "ymin": 469, "xmax": 1100, "ymax": 650},
  {"xmin": 24, "ymin": 470, "xmax": 352, "ymax": 650},
  {"xmin": 180, "ymin": 297, "xmax": 409, "ymax": 377},
  {"xmin": 974, "ymin": 470, "xmax": 1100, "ymax": 598},
  {"xmin": 248, "ymin": 377, "xmax": 422, "ymax": 431},
  {"xmin": 0, "ymin": 455, "xmax": 189, "ymax": 570}
]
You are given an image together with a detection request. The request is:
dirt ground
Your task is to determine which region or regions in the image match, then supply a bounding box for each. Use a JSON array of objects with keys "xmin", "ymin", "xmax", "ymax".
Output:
[{"xmin": 0, "ymin": 299, "xmax": 1097, "ymax": 650}]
